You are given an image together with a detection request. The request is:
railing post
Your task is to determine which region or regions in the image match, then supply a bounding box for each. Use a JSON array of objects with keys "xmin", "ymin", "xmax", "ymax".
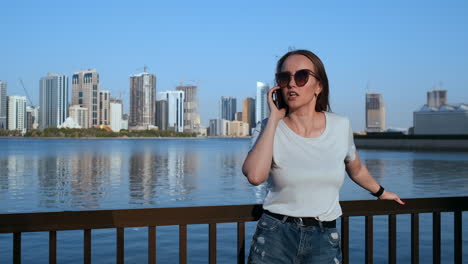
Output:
[
  {"xmin": 209, "ymin": 223, "xmax": 217, "ymax": 264},
  {"xmin": 13, "ymin": 232, "xmax": 21, "ymax": 264},
  {"xmin": 411, "ymin": 213, "xmax": 419, "ymax": 264},
  {"xmin": 433, "ymin": 212, "xmax": 441, "ymax": 264},
  {"xmin": 365, "ymin": 216, "xmax": 373, "ymax": 264},
  {"xmin": 341, "ymin": 216, "xmax": 349, "ymax": 264},
  {"xmin": 388, "ymin": 214, "xmax": 396, "ymax": 264},
  {"xmin": 179, "ymin": 224, "xmax": 187, "ymax": 264},
  {"xmin": 237, "ymin": 222, "xmax": 245, "ymax": 264},
  {"xmin": 148, "ymin": 226, "xmax": 156, "ymax": 264},
  {"xmin": 49, "ymin": 231, "xmax": 56, "ymax": 264},
  {"xmin": 117, "ymin": 228, "xmax": 124, "ymax": 264},
  {"xmin": 454, "ymin": 211, "xmax": 462, "ymax": 264},
  {"xmin": 84, "ymin": 229, "xmax": 91, "ymax": 264}
]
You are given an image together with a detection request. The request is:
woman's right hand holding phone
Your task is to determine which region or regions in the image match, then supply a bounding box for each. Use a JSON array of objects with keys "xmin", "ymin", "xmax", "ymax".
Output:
[{"xmin": 267, "ymin": 86, "xmax": 287, "ymax": 122}]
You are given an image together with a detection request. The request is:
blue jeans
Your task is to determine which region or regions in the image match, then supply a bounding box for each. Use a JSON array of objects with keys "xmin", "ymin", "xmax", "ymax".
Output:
[{"xmin": 248, "ymin": 213, "xmax": 342, "ymax": 264}]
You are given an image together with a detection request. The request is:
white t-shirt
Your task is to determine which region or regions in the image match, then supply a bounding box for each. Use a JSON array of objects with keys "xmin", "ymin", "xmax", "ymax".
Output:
[{"xmin": 249, "ymin": 112, "xmax": 356, "ymax": 221}]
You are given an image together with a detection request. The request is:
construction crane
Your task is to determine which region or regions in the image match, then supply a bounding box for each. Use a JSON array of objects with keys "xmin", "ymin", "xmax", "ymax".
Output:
[{"xmin": 19, "ymin": 78, "xmax": 33, "ymax": 106}]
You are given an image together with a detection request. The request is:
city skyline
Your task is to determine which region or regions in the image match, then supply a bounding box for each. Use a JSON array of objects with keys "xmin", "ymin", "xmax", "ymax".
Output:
[{"xmin": 1, "ymin": 1, "xmax": 468, "ymax": 131}]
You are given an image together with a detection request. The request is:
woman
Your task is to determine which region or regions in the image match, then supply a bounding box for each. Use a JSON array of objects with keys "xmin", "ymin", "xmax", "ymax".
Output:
[{"xmin": 242, "ymin": 49, "xmax": 404, "ymax": 263}]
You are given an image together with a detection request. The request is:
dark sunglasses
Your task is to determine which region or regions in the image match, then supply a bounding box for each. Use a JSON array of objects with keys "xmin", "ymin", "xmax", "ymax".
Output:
[{"xmin": 275, "ymin": 69, "xmax": 319, "ymax": 88}]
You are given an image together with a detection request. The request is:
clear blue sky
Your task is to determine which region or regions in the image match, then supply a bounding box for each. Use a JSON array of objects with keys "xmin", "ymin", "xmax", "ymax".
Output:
[{"xmin": 1, "ymin": 0, "xmax": 467, "ymax": 131}]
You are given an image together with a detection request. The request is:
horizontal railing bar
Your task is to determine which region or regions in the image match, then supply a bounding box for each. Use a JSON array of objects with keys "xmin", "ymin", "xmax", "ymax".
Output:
[{"xmin": 0, "ymin": 197, "xmax": 467, "ymax": 233}]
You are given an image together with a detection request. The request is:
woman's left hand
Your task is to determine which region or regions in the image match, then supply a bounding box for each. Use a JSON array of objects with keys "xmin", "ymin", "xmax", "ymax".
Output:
[{"xmin": 379, "ymin": 191, "xmax": 405, "ymax": 205}]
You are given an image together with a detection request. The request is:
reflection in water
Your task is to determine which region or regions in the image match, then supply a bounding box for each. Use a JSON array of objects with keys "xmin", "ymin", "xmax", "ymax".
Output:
[
  {"xmin": 411, "ymin": 159, "xmax": 468, "ymax": 197},
  {"xmin": 128, "ymin": 147, "xmax": 199, "ymax": 205},
  {"xmin": 362, "ymin": 159, "xmax": 386, "ymax": 182},
  {"xmin": 37, "ymin": 153, "xmax": 111, "ymax": 209}
]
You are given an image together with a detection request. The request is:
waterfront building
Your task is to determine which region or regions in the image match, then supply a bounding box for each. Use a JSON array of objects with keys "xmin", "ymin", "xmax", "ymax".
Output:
[
  {"xmin": 99, "ymin": 90, "xmax": 110, "ymax": 126},
  {"xmin": 427, "ymin": 90, "xmax": 447, "ymax": 109},
  {"xmin": 156, "ymin": 96, "xmax": 168, "ymax": 130},
  {"xmin": 7, "ymin": 96, "xmax": 27, "ymax": 133},
  {"xmin": 226, "ymin": 120, "xmax": 250, "ymax": 137},
  {"xmin": 109, "ymin": 98, "xmax": 123, "ymax": 132},
  {"xmin": 129, "ymin": 72, "xmax": 156, "ymax": 130},
  {"xmin": 220, "ymin": 96, "xmax": 236, "ymax": 121},
  {"xmin": 39, "ymin": 73, "xmax": 69, "ymax": 129},
  {"xmin": 209, "ymin": 118, "xmax": 228, "ymax": 136},
  {"xmin": 414, "ymin": 90, "xmax": 468, "ymax": 135},
  {"xmin": 0, "ymin": 81, "xmax": 6, "ymax": 129},
  {"xmin": 256, "ymin": 82, "xmax": 269, "ymax": 124},
  {"xmin": 365, "ymin": 93, "xmax": 386, "ymax": 132},
  {"xmin": 242, "ymin": 97, "xmax": 255, "ymax": 135},
  {"xmin": 58, "ymin": 117, "xmax": 81, "ymax": 129},
  {"xmin": 235, "ymin": 112, "xmax": 242, "ymax": 121},
  {"xmin": 159, "ymin": 91, "xmax": 184, "ymax": 132},
  {"xmin": 69, "ymin": 105, "xmax": 89, "ymax": 129},
  {"xmin": 26, "ymin": 106, "xmax": 39, "ymax": 131},
  {"xmin": 72, "ymin": 69, "xmax": 100, "ymax": 128},
  {"xmin": 176, "ymin": 85, "xmax": 200, "ymax": 132}
]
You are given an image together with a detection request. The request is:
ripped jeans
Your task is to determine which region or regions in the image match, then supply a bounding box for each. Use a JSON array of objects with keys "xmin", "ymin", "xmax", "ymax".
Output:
[{"xmin": 248, "ymin": 213, "xmax": 342, "ymax": 264}]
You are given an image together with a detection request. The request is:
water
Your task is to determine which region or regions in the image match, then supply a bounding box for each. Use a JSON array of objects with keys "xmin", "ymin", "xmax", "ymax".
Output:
[{"xmin": 0, "ymin": 138, "xmax": 467, "ymax": 263}]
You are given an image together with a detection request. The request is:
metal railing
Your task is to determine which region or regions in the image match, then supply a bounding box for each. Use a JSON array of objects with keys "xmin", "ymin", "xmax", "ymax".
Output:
[{"xmin": 1, "ymin": 196, "xmax": 466, "ymax": 264}]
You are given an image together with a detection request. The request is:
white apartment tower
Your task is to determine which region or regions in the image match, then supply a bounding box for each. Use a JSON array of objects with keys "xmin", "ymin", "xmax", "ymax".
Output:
[{"xmin": 7, "ymin": 96, "xmax": 27, "ymax": 133}]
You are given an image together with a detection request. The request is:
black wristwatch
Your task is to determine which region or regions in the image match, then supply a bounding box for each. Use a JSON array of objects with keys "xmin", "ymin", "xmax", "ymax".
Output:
[{"xmin": 371, "ymin": 185, "xmax": 385, "ymax": 197}]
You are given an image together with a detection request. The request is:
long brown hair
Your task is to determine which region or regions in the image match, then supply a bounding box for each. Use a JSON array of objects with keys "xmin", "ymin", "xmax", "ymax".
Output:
[{"xmin": 276, "ymin": 49, "xmax": 331, "ymax": 112}]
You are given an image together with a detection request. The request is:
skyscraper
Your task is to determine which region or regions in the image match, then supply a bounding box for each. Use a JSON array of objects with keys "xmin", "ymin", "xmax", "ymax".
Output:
[
  {"xmin": 176, "ymin": 85, "xmax": 200, "ymax": 132},
  {"xmin": 365, "ymin": 93, "xmax": 386, "ymax": 132},
  {"xmin": 39, "ymin": 73, "xmax": 69, "ymax": 129},
  {"xmin": 7, "ymin": 96, "xmax": 27, "ymax": 133},
  {"xmin": 159, "ymin": 91, "xmax": 184, "ymax": 132},
  {"xmin": 99, "ymin": 90, "xmax": 110, "ymax": 125},
  {"xmin": 427, "ymin": 90, "xmax": 447, "ymax": 109},
  {"xmin": 129, "ymin": 72, "xmax": 156, "ymax": 129},
  {"xmin": 72, "ymin": 69, "xmax": 100, "ymax": 128},
  {"xmin": 220, "ymin": 96, "xmax": 236, "ymax": 121},
  {"xmin": 69, "ymin": 105, "xmax": 89, "ymax": 129},
  {"xmin": 256, "ymin": 82, "xmax": 269, "ymax": 124},
  {"xmin": 156, "ymin": 94, "xmax": 168, "ymax": 130},
  {"xmin": 109, "ymin": 98, "xmax": 123, "ymax": 132},
  {"xmin": 0, "ymin": 81, "xmax": 7, "ymax": 129},
  {"xmin": 242, "ymin": 97, "xmax": 255, "ymax": 133}
]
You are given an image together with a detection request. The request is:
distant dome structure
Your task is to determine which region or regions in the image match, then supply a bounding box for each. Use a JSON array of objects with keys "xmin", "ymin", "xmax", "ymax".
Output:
[{"xmin": 58, "ymin": 117, "xmax": 82, "ymax": 129}]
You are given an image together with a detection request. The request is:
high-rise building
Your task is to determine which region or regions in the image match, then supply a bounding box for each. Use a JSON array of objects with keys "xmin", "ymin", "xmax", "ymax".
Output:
[
  {"xmin": 109, "ymin": 98, "xmax": 123, "ymax": 132},
  {"xmin": 156, "ymin": 96, "xmax": 168, "ymax": 130},
  {"xmin": 235, "ymin": 112, "xmax": 243, "ymax": 121},
  {"xmin": 129, "ymin": 72, "xmax": 156, "ymax": 129},
  {"xmin": 176, "ymin": 85, "xmax": 200, "ymax": 132},
  {"xmin": 26, "ymin": 106, "xmax": 39, "ymax": 131},
  {"xmin": 99, "ymin": 90, "xmax": 110, "ymax": 125},
  {"xmin": 365, "ymin": 93, "xmax": 386, "ymax": 132},
  {"xmin": 0, "ymin": 81, "xmax": 8, "ymax": 129},
  {"xmin": 242, "ymin": 97, "xmax": 255, "ymax": 133},
  {"xmin": 159, "ymin": 91, "xmax": 184, "ymax": 132},
  {"xmin": 256, "ymin": 82, "xmax": 269, "ymax": 124},
  {"xmin": 69, "ymin": 105, "xmax": 89, "ymax": 129},
  {"xmin": 72, "ymin": 69, "xmax": 100, "ymax": 128},
  {"xmin": 39, "ymin": 73, "xmax": 69, "ymax": 129},
  {"xmin": 427, "ymin": 90, "xmax": 447, "ymax": 109},
  {"xmin": 7, "ymin": 96, "xmax": 27, "ymax": 133},
  {"xmin": 220, "ymin": 96, "xmax": 236, "ymax": 121}
]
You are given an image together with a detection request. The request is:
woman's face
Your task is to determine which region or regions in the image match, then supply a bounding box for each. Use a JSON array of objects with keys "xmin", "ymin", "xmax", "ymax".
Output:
[{"xmin": 279, "ymin": 54, "xmax": 322, "ymax": 111}]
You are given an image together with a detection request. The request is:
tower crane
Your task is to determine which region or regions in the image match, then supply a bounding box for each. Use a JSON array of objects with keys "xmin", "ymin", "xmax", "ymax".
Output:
[{"xmin": 19, "ymin": 78, "xmax": 33, "ymax": 106}]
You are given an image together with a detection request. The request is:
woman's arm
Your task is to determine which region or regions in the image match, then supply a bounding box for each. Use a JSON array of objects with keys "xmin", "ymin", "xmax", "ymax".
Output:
[
  {"xmin": 345, "ymin": 152, "xmax": 405, "ymax": 205},
  {"xmin": 242, "ymin": 86, "xmax": 286, "ymax": 186}
]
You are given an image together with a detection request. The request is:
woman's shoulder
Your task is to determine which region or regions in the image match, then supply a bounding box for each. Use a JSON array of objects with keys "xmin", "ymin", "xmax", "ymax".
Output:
[{"xmin": 325, "ymin": 112, "xmax": 351, "ymax": 127}]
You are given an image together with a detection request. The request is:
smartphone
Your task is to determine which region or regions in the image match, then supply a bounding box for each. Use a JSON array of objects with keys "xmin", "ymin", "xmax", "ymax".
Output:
[{"xmin": 273, "ymin": 89, "xmax": 287, "ymax": 110}]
